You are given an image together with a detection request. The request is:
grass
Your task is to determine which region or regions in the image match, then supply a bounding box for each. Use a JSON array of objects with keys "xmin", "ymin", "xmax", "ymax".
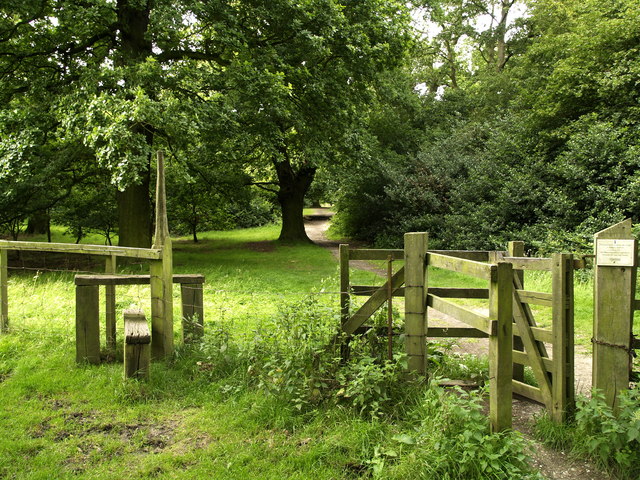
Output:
[{"xmin": 2, "ymin": 223, "xmax": 629, "ymax": 479}]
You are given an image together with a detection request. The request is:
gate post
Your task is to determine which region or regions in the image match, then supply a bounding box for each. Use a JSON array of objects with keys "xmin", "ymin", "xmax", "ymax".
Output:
[
  {"xmin": 150, "ymin": 151, "xmax": 174, "ymax": 359},
  {"xmin": 593, "ymin": 219, "xmax": 636, "ymax": 409},
  {"xmin": 508, "ymin": 241, "xmax": 525, "ymax": 382},
  {"xmin": 404, "ymin": 233, "xmax": 428, "ymax": 376},
  {"xmin": 489, "ymin": 253, "xmax": 513, "ymax": 432},
  {"xmin": 552, "ymin": 253, "xmax": 575, "ymax": 422}
]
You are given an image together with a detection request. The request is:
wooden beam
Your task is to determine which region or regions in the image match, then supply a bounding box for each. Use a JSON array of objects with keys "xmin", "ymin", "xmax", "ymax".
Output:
[
  {"xmin": 343, "ymin": 268, "xmax": 405, "ymax": 335},
  {"xmin": 404, "ymin": 233, "xmax": 428, "ymax": 376},
  {"xmin": 340, "ymin": 244, "xmax": 350, "ymax": 326},
  {"xmin": 75, "ymin": 285, "xmax": 100, "ymax": 364},
  {"xmin": 0, "ymin": 241, "xmax": 162, "ymax": 259},
  {"xmin": 104, "ymin": 255, "xmax": 117, "ymax": 350},
  {"xmin": 349, "ymin": 249, "xmax": 404, "ymax": 261},
  {"xmin": 512, "ymin": 350, "xmax": 554, "ymax": 372},
  {"xmin": 427, "ymin": 294, "xmax": 494, "ymax": 335},
  {"xmin": 516, "ymin": 289, "xmax": 553, "ymax": 307},
  {"xmin": 428, "ymin": 252, "xmax": 495, "ymax": 281},
  {"xmin": 430, "ymin": 250, "xmax": 490, "ymax": 262},
  {"xmin": 124, "ymin": 309, "xmax": 151, "ymax": 380},
  {"xmin": 501, "ymin": 257, "xmax": 552, "ymax": 271},
  {"xmin": 74, "ymin": 274, "xmax": 204, "ymax": 286},
  {"xmin": 427, "ymin": 327, "xmax": 489, "ymax": 338},
  {"xmin": 509, "ymin": 242, "xmax": 525, "ymax": 383},
  {"xmin": 489, "ymin": 258, "xmax": 513, "ymax": 432},
  {"xmin": 513, "ymin": 380, "xmax": 544, "ymax": 404}
]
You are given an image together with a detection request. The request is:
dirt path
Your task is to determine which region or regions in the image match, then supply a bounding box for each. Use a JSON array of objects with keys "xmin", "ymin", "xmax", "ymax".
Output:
[{"xmin": 304, "ymin": 209, "xmax": 607, "ymax": 480}]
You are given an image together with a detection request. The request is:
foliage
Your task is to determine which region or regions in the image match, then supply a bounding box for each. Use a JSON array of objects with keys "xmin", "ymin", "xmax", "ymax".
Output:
[{"xmin": 535, "ymin": 389, "xmax": 640, "ymax": 479}]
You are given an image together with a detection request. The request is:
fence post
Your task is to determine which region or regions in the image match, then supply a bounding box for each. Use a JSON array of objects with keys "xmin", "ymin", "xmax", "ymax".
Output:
[
  {"xmin": 593, "ymin": 219, "xmax": 636, "ymax": 409},
  {"xmin": 551, "ymin": 253, "xmax": 575, "ymax": 422},
  {"xmin": 76, "ymin": 284, "xmax": 100, "ymax": 364},
  {"xmin": 104, "ymin": 254, "xmax": 117, "ymax": 349},
  {"xmin": 0, "ymin": 248, "xmax": 7, "ymax": 332},
  {"xmin": 150, "ymin": 151, "xmax": 174, "ymax": 359},
  {"xmin": 489, "ymin": 254, "xmax": 513, "ymax": 432},
  {"xmin": 508, "ymin": 241, "xmax": 525, "ymax": 382},
  {"xmin": 404, "ymin": 232, "xmax": 428, "ymax": 376},
  {"xmin": 124, "ymin": 309, "xmax": 151, "ymax": 380},
  {"xmin": 182, "ymin": 282, "xmax": 204, "ymax": 342},
  {"xmin": 339, "ymin": 244, "xmax": 350, "ymax": 327}
]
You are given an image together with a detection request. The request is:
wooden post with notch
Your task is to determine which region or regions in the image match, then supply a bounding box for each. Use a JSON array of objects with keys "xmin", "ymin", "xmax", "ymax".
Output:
[
  {"xmin": 0, "ymin": 248, "xmax": 7, "ymax": 332},
  {"xmin": 551, "ymin": 252, "xmax": 575, "ymax": 422},
  {"xmin": 593, "ymin": 219, "xmax": 636, "ymax": 410},
  {"xmin": 404, "ymin": 232, "xmax": 428, "ymax": 376},
  {"xmin": 105, "ymin": 254, "xmax": 117, "ymax": 349},
  {"xmin": 508, "ymin": 241, "xmax": 525, "ymax": 382},
  {"xmin": 150, "ymin": 151, "xmax": 174, "ymax": 359},
  {"xmin": 75, "ymin": 284, "xmax": 100, "ymax": 364},
  {"xmin": 124, "ymin": 309, "xmax": 151, "ymax": 380},
  {"xmin": 489, "ymin": 253, "xmax": 513, "ymax": 432}
]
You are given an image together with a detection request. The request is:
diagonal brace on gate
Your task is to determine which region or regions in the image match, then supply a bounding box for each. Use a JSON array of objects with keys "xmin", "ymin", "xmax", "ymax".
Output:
[{"xmin": 342, "ymin": 267, "xmax": 405, "ymax": 335}]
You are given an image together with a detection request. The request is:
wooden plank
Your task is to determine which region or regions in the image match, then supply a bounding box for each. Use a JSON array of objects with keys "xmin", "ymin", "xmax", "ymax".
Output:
[
  {"xmin": 104, "ymin": 255, "xmax": 117, "ymax": 350},
  {"xmin": 342, "ymin": 267, "xmax": 405, "ymax": 335},
  {"xmin": 489, "ymin": 258, "xmax": 513, "ymax": 432},
  {"xmin": 428, "ymin": 252, "xmax": 495, "ymax": 281},
  {"xmin": 593, "ymin": 219, "xmax": 635, "ymax": 410},
  {"xmin": 512, "ymin": 350, "xmax": 554, "ymax": 372},
  {"xmin": 75, "ymin": 285, "xmax": 100, "ymax": 364},
  {"xmin": 182, "ymin": 283, "xmax": 204, "ymax": 343},
  {"xmin": 349, "ymin": 249, "xmax": 404, "ymax": 261},
  {"xmin": 430, "ymin": 287, "xmax": 488, "ymax": 299},
  {"xmin": 516, "ymin": 290, "xmax": 553, "ymax": 307},
  {"xmin": 552, "ymin": 253, "xmax": 575, "ymax": 422},
  {"xmin": 352, "ymin": 285, "xmax": 404, "ymax": 297},
  {"xmin": 514, "ymin": 326, "xmax": 553, "ymax": 344},
  {"xmin": 352, "ymin": 286, "xmax": 488, "ymax": 299},
  {"xmin": 427, "ymin": 327, "xmax": 489, "ymax": 338},
  {"xmin": 404, "ymin": 233, "xmax": 428, "ymax": 375},
  {"xmin": 0, "ymin": 249, "xmax": 7, "ymax": 333},
  {"xmin": 124, "ymin": 309, "xmax": 151, "ymax": 344},
  {"xmin": 74, "ymin": 274, "xmax": 204, "ymax": 286},
  {"xmin": 427, "ymin": 294, "xmax": 495, "ymax": 335},
  {"xmin": 340, "ymin": 244, "xmax": 350, "ymax": 326},
  {"xmin": 429, "ymin": 250, "xmax": 490, "ymax": 262},
  {"xmin": 513, "ymin": 380, "xmax": 544, "ymax": 404},
  {"xmin": 0, "ymin": 240, "xmax": 162, "ymax": 259},
  {"xmin": 502, "ymin": 257, "xmax": 553, "ymax": 271}
]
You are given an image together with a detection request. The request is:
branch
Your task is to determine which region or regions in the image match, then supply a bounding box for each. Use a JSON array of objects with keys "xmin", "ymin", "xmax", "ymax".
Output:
[{"xmin": 247, "ymin": 181, "xmax": 279, "ymax": 194}]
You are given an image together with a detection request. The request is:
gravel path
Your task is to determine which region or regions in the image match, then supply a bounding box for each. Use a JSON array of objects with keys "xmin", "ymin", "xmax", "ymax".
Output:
[{"xmin": 304, "ymin": 209, "xmax": 606, "ymax": 480}]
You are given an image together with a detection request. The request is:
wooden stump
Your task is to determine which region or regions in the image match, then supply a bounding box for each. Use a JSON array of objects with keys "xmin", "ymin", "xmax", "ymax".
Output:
[{"xmin": 124, "ymin": 309, "xmax": 151, "ymax": 380}]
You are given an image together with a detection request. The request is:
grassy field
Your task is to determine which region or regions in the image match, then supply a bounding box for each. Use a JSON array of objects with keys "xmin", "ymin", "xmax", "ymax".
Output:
[{"xmin": 5, "ymin": 223, "xmax": 637, "ymax": 478}]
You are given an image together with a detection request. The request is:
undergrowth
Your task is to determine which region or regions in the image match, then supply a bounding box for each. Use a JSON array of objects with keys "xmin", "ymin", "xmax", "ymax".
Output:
[{"xmin": 535, "ymin": 389, "xmax": 640, "ymax": 479}]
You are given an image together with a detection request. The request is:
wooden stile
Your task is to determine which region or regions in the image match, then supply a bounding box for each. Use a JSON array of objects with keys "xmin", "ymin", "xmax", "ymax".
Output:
[{"xmin": 404, "ymin": 233, "xmax": 428, "ymax": 376}]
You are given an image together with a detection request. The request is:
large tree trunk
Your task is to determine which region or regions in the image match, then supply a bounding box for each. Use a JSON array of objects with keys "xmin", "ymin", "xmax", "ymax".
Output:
[
  {"xmin": 117, "ymin": 172, "xmax": 152, "ymax": 248},
  {"xmin": 115, "ymin": 0, "xmax": 154, "ymax": 248},
  {"xmin": 275, "ymin": 161, "xmax": 316, "ymax": 243}
]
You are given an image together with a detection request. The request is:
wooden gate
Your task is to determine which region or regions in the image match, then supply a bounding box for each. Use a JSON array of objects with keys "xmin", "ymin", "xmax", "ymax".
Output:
[{"xmin": 339, "ymin": 234, "xmax": 578, "ymax": 428}]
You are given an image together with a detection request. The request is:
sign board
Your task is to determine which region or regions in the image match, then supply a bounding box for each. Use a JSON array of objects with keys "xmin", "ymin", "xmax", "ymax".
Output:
[{"xmin": 596, "ymin": 239, "xmax": 636, "ymax": 267}]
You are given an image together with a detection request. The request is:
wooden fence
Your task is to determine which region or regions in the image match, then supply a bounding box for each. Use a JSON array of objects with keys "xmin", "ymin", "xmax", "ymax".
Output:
[
  {"xmin": 0, "ymin": 152, "xmax": 176, "ymax": 360},
  {"xmin": 340, "ymin": 234, "xmax": 578, "ymax": 429}
]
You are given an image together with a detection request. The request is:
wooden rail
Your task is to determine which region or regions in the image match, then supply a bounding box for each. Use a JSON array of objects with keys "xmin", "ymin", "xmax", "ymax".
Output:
[{"xmin": 0, "ymin": 240, "xmax": 162, "ymax": 259}]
